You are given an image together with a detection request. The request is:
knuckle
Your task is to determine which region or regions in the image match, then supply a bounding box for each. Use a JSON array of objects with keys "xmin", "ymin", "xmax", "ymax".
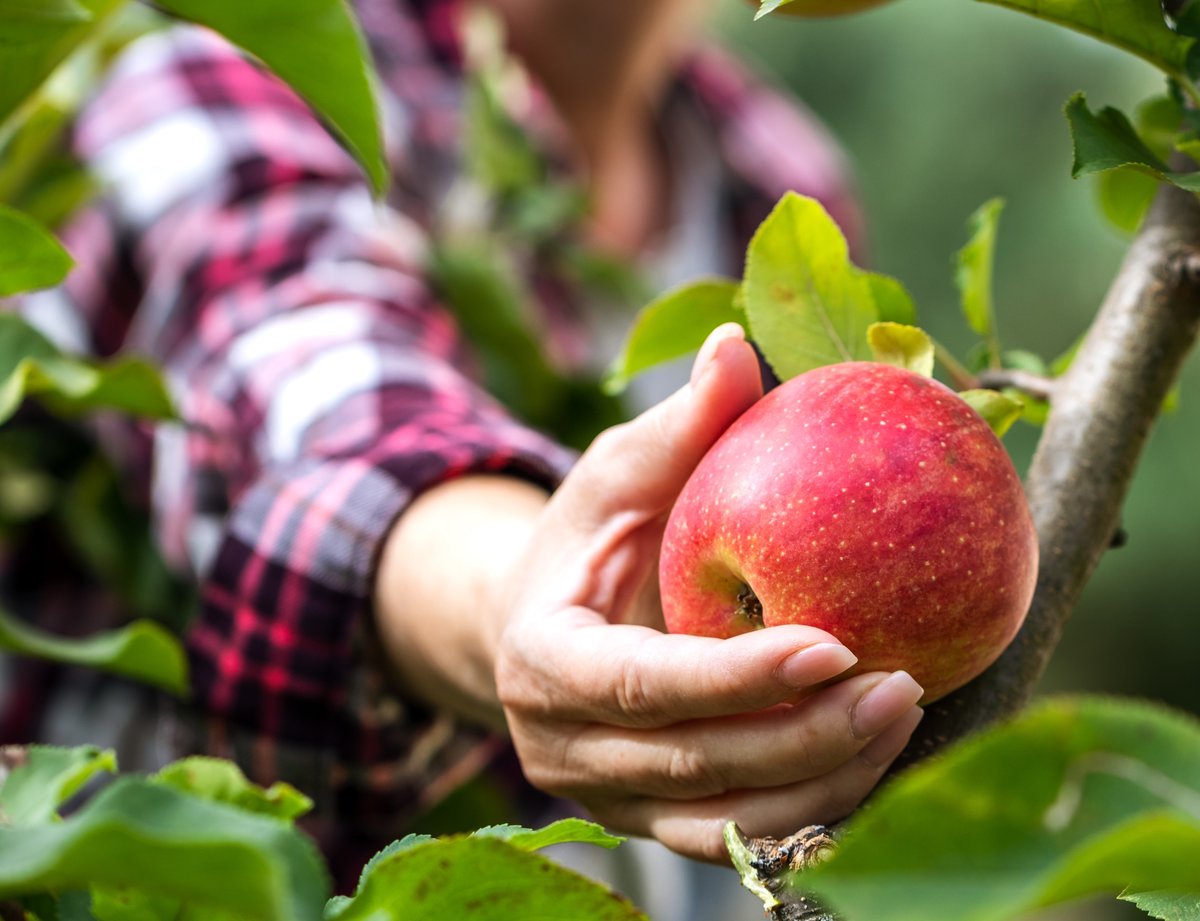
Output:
[
  {"xmin": 664, "ymin": 746, "xmax": 725, "ymax": 796},
  {"xmin": 514, "ymin": 735, "xmax": 575, "ymax": 798},
  {"xmin": 612, "ymin": 655, "xmax": 656, "ymax": 724},
  {"xmin": 584, "ymin": 423, "xmax": 632, "ymax": 467}
]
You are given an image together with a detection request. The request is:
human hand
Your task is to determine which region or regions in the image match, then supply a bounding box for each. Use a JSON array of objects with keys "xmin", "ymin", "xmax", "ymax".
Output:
[{"xmin": 494, "ymin": 324, "xmax": 925, "ymax": 862}]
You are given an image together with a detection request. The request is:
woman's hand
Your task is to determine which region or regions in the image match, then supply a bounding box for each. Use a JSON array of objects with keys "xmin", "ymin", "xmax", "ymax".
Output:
[{"xmin": 495, "ymin": 324, "xmax": 924, "ymax": 862}]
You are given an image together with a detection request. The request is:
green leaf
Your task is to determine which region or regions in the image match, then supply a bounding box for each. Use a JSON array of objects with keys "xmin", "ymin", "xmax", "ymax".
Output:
[
  {"xmin": 603, "ymin": 278, "xmax": 743, "ymax": 394},
  {"xmin": 1066, "ymin": 93, "xmax": 1200, "ymax": 192},
  {"xmin": 867, "ymin": 323, "xmax": 934, "ymax": 377},
  {"xmin": 0, "ymin": 746, "xmax": 117, "ymax": 827},
  {"xmin": 862, "ymin": 272, "xmax": 917, "ymax": 326},
  {"xmin": 1121, "ymin": 891, "xmax": 1200, "ymax": 920},
  {"xmin": 460, "ymin": 7, "xmax": 542, "ymax": 197},
  {"xmin": 0, "ymin": 313, "xmax": 175, "ymax": 424},
  {"xmin": 56, "ymin": 455, "xmax": 193, "ymax": 631},
  {"xmin": 473, "ymin": 818, "xmax": 626, "ymax": 852},
  {"xmin": 0, "ymin": 777, "xmax": 329, "ymax": 920},
  {"xmin": 974, "ymin": 0, "xmax": 1196, "ymax": 86},
  {"xmin": 798, "ymin": 697, "xmax": 1200, "ymax": 921},
  {"xmin": 0, "ymin": 606, "xmax": 188, "ymax": 695},
  {"xmin": 1096, "ymin": 167, "xmax": 1160, "ymax": 234},
  {"xmin": 0, "ymin": 0, "xmax": 114, "ymax": 129},
  {"xmin": 153, "ymin": 0, "xmax": 387, "ymax": 196},
  {"xmin": 742, "ymin": 192, "xmax": 878, "ymax": 380},
  {"xmin": 959, "ymin": 389, "xmax": 1023, "ymax": 437},
  {"xmin": 91, "ymin": 887, "xmax": 188, "ymax": 921},
  {"xmin": 427, "ymin": 243, "xmax": 562, "ymax": 424},
  {"xmin": 0, "ymin": 206, "xmax": 73, "ymax": 295},
  {"xmin": 1136, "ymin": 95, "xmax": 1187, "ymax": 158},
  {"xmin": 152, "ymin": 758, "xmax": 312, "ymax": 821},
  {"xmin": 327, "ymin": 835, "xmax": 646, "ymax": 921},
  {"xmin": 955, "ymin": 197, "xmax": 1005, "ymax": 364},
  {"xmin": 1001, "ymin": 349, "xmax": 1048, "ymax": 376}
]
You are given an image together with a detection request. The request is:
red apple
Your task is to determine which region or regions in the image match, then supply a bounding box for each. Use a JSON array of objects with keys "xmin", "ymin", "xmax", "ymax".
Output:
[{"xmin": 660, "ymin": 362, "xmax": 1038, "ymax": 703}]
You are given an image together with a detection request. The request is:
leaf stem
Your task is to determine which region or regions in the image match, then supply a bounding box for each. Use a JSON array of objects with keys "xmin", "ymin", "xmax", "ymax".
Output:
[{"xmin": 932, "ymin": 339, "xmax": 978, "ymax": 391}]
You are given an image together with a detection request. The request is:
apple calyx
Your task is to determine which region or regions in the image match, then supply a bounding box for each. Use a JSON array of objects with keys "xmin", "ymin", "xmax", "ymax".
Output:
[{"xmin": 735, "ymin": 584, "xmax": 764, "ymax": 627}]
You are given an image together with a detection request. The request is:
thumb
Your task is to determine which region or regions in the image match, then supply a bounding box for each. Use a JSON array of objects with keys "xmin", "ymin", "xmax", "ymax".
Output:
[{"xmin": 566, "ymin": 323, "xmax": 763, "ymax": 526}]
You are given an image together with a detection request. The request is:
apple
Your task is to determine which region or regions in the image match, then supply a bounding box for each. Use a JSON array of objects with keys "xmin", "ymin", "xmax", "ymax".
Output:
[
  {"xmin": 748, "ymin": 0, "xmax": 898, "ymax": 18},
  {"xmin": 659, "ymin": 361, "xmax": 1038, "ymax": 703}
]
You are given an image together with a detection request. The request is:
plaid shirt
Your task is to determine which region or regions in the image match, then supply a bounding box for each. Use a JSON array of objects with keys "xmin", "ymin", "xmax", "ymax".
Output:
[{"xmin": 4, "ymin": 0, "xmax": 861, "ymax": 883}]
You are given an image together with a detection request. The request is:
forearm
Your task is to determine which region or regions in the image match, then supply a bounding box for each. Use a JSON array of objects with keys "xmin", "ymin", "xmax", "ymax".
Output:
[{"xmin": 372, "ymin": 474, "xmax": 551, "ymax": 730}]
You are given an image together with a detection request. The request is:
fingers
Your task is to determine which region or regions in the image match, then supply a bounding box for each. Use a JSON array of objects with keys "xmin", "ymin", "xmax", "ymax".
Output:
[
  {"xmin": 498, "ymin": 609, "xmax": 862, "ymax": 728},
  {"xmin": 562, "ymin": 323, "xmax": 763, "ymax": 530},
  {"xmin": 543, "ymin": 672, "xmax": 924, "ymax": 800},
  {"xmin": 596, "ymin": 704, "xmax": 924, "ymax": 864}
]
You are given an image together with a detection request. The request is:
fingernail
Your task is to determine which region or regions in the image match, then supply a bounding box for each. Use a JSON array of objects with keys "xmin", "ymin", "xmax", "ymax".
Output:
[
  {"xmin": 851, "ymin": 671, "xmax": 924, "ymax": 740},
  {"xmin": 690, "ymin": 323, "xmax": 745, "ymax": 389},
  {"xmin": 776, "ymin": 643, "xmax": 858, "ymax": 689},
  {"xmin": 858, "ymin": 706, "xmax": 924, "ymax": 767}
]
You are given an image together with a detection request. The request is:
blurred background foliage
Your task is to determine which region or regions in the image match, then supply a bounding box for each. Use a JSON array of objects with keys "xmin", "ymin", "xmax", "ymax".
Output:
[{"xmin": 716, "ymin": 0, "xmax": 1198, "ymax": 713}]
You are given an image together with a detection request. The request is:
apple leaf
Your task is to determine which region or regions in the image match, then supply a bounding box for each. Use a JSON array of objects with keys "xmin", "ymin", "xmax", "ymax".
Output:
[
  {"xmin": 0, "ymin": 745, "xmax": 117, "ymax": 827},
  {"xmin": 0, "ymin": 777, "xmax": 329, "ymax": 920},
  {"xmin": 974, "ymin": 0, "xmax": 1196, "ymax": 86},
  {"xmin": 862, "ymin": 272, "xmax": 917, "ymax": 326},
  {"xmin": 1066, "ymin": 93, "xmax": 1200, "ymax": 192},
  {"xmin": 959, "ymin": 389, "xmax": 1023, "ymax": 437},
  {"xmin": 603, "ymin": 278, "xmax": 743, "ymax": 394},
  {"xmin": 0, "ymin": 206, "xmax": 74, "ymax": 296},
  {"xmin": 327, "ymin": 835, "xmax": 646, "ymax": 921},
  {"xmin": 153, "ymin": 0, "xmax": 387, "ymax": 196},
  {"xmin": 0, "ymin": 606, "xmax": 188, "ymax": 695},
  {"xmin": 152, "ymin": 757, "xmax": 313, "ymax": 821},
  {"xmin": 793, "ymin": 697, "xmax": 1200, "ymax": 921},
  {"xmin": 329, "ymin": 820, "xmax": 632, "ymax": 920},
  {"xmin": 867, "ymin": 323, "xmax": 934, "ymax": 377},
  {"xmin": 1120, "ymin": 891, "xmax": 1200, "ymax": 920},
  {"xmin": 1097, "ymin": 166, "xmax": 1161, "ymax": 234},
  {"xmin": 0, "ymin": 0, "xmax": 118, "ymax": 130},
  {"xmin": 955, "ymin": 198, "xmax": 1005, "ymax": 362},
  {"xmin": 471, "ymin": 819, "xmax": 625, "ymax": 851},
  {"xmin": 0, "ymin": 313, "xmax": 175, "ymax": 424},
  {"xmin": 742, "ymin": 192, "xmax": 879, "ymax": 381}
]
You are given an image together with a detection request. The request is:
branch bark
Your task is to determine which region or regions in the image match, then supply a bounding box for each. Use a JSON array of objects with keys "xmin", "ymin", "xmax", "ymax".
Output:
[{"xmin": 755, "ymin": 175, "xmax": 1200, "ymax": 917}]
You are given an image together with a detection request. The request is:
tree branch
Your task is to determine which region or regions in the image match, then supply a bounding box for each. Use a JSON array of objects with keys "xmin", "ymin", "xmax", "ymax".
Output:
[
  {"xmin": 902, "ymin": 174, "xmax": 1200, "ymax": 762},
  {"xmin": 753, "ymin": 174, "xmax": 1200, "ymax": 917}
]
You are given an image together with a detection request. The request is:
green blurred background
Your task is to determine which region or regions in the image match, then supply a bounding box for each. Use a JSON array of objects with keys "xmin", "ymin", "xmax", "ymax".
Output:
[{"xmin": 715, "ymin": 3, "xmax": 1196, "ymax": 916}]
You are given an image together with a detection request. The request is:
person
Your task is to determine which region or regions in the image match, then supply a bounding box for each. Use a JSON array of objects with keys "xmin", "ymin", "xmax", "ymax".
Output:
[{"xmin": 7, "ymin": 0, "xmax": 924, "ymax": 908}]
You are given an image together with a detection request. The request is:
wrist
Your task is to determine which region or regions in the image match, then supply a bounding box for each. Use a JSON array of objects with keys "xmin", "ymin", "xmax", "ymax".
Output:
[{"xmin": 372, "ymin": 475, "xmax": 550, "ymax": 728}]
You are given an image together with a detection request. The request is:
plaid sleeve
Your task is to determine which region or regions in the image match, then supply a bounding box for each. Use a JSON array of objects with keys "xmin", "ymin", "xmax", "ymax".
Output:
[{"xmin": 55, "ymin": 26, "xmax": 574, "ymax": 864}]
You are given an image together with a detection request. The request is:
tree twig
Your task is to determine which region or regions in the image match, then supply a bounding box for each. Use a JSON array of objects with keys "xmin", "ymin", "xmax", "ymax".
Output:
[
  {"xmin": 974, "ymin": 368, "xmax": 1057, "ymax": 402},
  {"xmin": 751, "ymin": 172, "xmax": 1200, "ymax": 918}
]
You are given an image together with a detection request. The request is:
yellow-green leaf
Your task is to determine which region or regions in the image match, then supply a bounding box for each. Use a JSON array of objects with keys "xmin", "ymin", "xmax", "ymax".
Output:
[
  {"xmin": 959, "ymin": 388, "xmax": 1023, "ymax": 437},
  {"xmin": 867, "ymin": 322, "xmax": 934, "ymax": 377}
]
